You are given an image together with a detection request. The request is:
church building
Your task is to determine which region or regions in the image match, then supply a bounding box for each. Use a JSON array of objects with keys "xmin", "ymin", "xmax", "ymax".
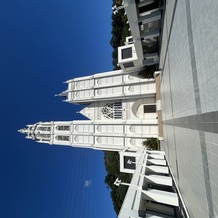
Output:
[{"xmin": 18, "ymin": 68, "xmax": 159, "ymax": 152}]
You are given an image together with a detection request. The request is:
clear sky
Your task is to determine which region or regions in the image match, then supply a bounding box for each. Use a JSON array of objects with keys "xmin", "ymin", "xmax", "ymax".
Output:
[{"xmin": 0, "ymin": 0, "xmax": 116, "ymax": 217}]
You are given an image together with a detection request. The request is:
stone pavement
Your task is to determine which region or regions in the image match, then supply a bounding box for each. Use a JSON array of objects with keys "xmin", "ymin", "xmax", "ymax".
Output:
[{"xmin": 160, "ymin": 0, "xmax": 218, "ymax": 217}]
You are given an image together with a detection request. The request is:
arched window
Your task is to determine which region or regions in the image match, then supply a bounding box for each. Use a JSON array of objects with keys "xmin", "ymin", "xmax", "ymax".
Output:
[
  {"xmin": 55, "ymin": 135, "xmax": 69, "ymax": 141},
  {"xmin": 56, "ymin": 126, "xmax": 70, "ymax": 131},
  {"xmin": 128, "ymin": 75, "xmax": 134, "ymax": 81},
  {"xmin": 74, "ymin": 136, "xmax": 78, "ymax": 142},
  {"xmin": 38, "ymin": 126, "xmax": 51, "ymax": 131},
  {"xmin": 35, "ymin": 134, "xmax": 50, "ymax": 141},
  {"xmin": 97, "ymin": 79, "xmax": 102, "ymax": 85},
  {"xmin": 129, "ymin": 126, "xmax": 135, "ymax": 133},
  {"xmin": 96, "ymin": 125, "xmax": 102, "ymax": 132},
  {"xmin": 96, "ymin": 137, "xmax": 102, "ymax": 143},
  {"xmin": 128, "ymin": 86, "xmax": 134, "ymax": 92},
  {"xmin": 96, "ymin": 89, "xmax": 102, "ymax": 95},
  {"xmin": 130, "ymin": 138, "xmax": 135, "ymax": 145},
  {"xmin": 101, "ymin": 102, "xmax": 122, "ymax": 119}
]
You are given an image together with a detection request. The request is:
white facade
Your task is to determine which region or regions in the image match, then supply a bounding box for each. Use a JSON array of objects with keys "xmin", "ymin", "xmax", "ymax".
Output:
[
  {"xmin": 19, "ymin": 0, "xmax": 164, "ymax": 153},
  {"xmin": 19, "ymin": 70, "xmax": 158, "ymax": 151},
  {"xmin": 58, "ymin": 70, "xmax": 156, "ymax": 104}
]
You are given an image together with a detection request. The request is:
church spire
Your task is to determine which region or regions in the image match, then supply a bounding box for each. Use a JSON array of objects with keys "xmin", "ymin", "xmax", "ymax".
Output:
[{"xmin": 18, "ymin": 122, "xmax": 52, "ymax": 143}]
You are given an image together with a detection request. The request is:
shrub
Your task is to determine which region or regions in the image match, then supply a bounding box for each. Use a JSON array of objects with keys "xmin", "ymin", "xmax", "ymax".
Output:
[
  {"xmin": 138, "ymin": 65, "xmax": 157, "ymax": 79},
  {"xmin": 143, "ymin": 138, "xmax": 159, "ymax": 150}
]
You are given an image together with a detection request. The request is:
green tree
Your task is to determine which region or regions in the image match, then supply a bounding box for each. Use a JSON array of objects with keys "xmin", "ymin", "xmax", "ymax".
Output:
[
  {"xmin": 110, "ymin": 1, "xmax": 130, "ymax": 68},
  {"xmin": 104, "ymin": 151, "xmax": 132, "ymax": 214}
]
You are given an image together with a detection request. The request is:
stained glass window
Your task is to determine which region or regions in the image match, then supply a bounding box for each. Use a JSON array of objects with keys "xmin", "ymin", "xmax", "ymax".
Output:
[{"xmin": 101, "ymin": 102, "xmax": 122, "ymax": 119}]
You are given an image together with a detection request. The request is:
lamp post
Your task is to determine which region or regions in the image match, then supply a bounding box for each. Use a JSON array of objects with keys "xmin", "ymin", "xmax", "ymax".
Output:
[
  {"xmin": 127, "ymin": 159, "xmax": 146, "ymax": 166},
  {"xmin": 114, "ymin": 178, "xmax": 138, "ymax": 188}
]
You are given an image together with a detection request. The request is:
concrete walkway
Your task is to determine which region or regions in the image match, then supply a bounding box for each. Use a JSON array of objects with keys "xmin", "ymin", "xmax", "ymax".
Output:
[{"xmin": 160, "ymin": 0, "xmax": 218, "ymax": 217}]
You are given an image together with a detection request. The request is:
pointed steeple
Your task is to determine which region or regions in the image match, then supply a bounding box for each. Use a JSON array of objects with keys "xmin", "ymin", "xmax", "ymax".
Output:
[
  {"xmin": 18, "ymin": 128, "xmax": 28, "ymax": 134},
  {"xmin": 18, "ymin": 122, "xmax": 52, "ymax": 143}
]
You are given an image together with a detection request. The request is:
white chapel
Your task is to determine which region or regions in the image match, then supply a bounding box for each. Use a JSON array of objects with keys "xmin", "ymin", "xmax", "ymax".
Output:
[{"xmin": 18, "ymin": 68, "xmax": 158, "ymax": 152}]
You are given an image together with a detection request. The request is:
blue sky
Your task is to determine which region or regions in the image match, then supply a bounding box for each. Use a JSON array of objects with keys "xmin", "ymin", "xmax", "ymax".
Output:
[{"xmin": 0, "ymin": 0, "xmax": 116, "ymax": 217}]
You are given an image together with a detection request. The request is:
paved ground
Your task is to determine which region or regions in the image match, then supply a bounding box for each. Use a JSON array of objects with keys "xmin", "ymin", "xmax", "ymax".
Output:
[{"xmin": 160, "ymin": 0, "xmax": 218, "ymax": 217}]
